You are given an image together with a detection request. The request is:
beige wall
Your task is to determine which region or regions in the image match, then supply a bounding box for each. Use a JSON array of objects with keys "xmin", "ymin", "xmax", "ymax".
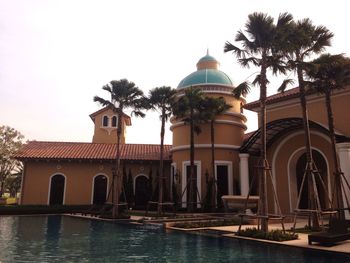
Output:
[
  {"xmin": 21, "ymin": 160, "xmax": 171, "ymax": 205},
  {"xmin": 264, "ymin": 89, "xmax": 350, "ymax": 136}
]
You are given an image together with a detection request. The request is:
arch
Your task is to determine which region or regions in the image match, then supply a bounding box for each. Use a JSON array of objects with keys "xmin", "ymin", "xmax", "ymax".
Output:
[
  {"xmin": 48, "ymin": 174, "xmax": 66, "ymax": 205},
  {"xmin": 271, "ymin": 130, "xmax": 331, "ymax": 213},
  {"xmin": 102, "ymin": 115, "xmax": 109, "ymax": 127},
  {"xmin": 111, "ymin": 116, "xmax": 117, "ymax": 127},
  {"xmin": 134, "ymin": 174, "xmax": 150, "ymax": 208},
  {"xmin": 288, "ymin": 147, "xmax": 330, "ymax": 213},
  {"xmin": 91, "ymin": 174, "xmax": 108, "ymax": 205}
]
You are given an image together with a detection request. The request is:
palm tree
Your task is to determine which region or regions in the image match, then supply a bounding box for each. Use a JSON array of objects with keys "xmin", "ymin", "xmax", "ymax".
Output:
[
  {"xmin": 225, "ymin": 12, "xmax": 293, "ymax": 233},
  {"xmin": 307, "ymin": 54, "xmax": 350, "ymax": 219},
  {"xmin": 93, "ymin": 79, "xmax": 146, "ymax": 218},
  {"xmin": 148, "ymin": 86, "xmax": 177, "ymax": 214},
  {"xmin": 172, "ymin": 86, "xmax": 205, "ymax": 212},
  {"xmin": 279, "ymin": 19, "xmax": 334, "ymax": 228},
  {"xmin": 201, "ymin": 97, "xmax": 232, "ymax": 210}
]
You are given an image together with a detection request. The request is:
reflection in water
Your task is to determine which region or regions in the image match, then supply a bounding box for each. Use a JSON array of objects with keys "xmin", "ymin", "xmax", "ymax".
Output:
[
  {"xmin": 0, "ymin": 216, "xmax": 349, "ymax": 262},
  {"xmin": 45, "ymin": 216, "xmax": 62, "ymax": 252}
]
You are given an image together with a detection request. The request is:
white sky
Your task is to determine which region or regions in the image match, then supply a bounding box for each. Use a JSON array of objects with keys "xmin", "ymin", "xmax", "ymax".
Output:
[{"xmin": 0, "ymin": 0, "xmax": 349, "ymax": 145}]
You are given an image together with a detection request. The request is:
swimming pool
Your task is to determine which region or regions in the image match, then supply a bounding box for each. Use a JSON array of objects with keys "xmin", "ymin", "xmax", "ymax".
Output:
[{"xmin": 0, "ymin": 215, "xmax": 348, "ymax": 262}]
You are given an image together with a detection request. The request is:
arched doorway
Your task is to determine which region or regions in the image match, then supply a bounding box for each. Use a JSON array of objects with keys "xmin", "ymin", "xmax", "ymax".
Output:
[
  {"xmin": 49, "ymin": 174, "xmax": 65, "ymax": 205},
  {"xmin": 134, "ymin": 175, "xmax": 150, "ymax": 208},
  {"xmin": 295, "ymin": 150, "xmax": 328, "ymax": 209},
  {"xmin": 92, "ymin": 175, "xmax": 108, "ymax": 205}
]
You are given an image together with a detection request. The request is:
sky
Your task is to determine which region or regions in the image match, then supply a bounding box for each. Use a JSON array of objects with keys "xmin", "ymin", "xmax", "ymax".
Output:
[{"xmin": 0, "ymin": 0, "xmax": 349, "ymax": 145}]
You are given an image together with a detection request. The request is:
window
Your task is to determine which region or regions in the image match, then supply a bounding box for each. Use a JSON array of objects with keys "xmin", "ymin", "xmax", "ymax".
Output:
[
  {"xmin": 102, "ymin": 116, "xmax": 109, "ymax": 127},
  {"xmin": 112, "ymin": 116, "xmax": 117, "ymax": 127}
]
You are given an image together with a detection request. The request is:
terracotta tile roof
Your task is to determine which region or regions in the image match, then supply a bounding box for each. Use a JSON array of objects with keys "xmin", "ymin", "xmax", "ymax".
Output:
[
  {"xmin": 244, "ymin": 87, "xmax": 300, "ymax": 110},
  {"xmin": 14, "ymin": 141, "xmax": 171, "ymax": 161}
]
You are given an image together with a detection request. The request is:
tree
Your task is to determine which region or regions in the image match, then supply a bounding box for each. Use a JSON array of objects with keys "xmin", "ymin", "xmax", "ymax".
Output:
[
  {"xmin": 201, "ymin": 97, "xmax": 231, "ymax": 210},
  {"xmin": 279, "ymin": 19, "xmax": 334, "ymax": 227},
  {"xmin": 5, "ymin": 164, "xmax": 23, "ymax": 198},
  {"xmin": 0, "ymin": 125, "xmax": 25, "ymax": 197},
  {"xmin": 306, "ymin": 53, "xmax": 350, "ymax": 219},
  {"xmin": 147, "ymin": 86, "xmax": 176, "ymax": 214},
  {"xmin": 93, "ymin": 79, "xmax": 146, "ymax": 218},
  {"xmin": 172, "ymin": 86, "xmax": 205, "ymax": 212},
  {"xmin": 225, "ymin": 12, "xmax": 293, "ymax": 232}
]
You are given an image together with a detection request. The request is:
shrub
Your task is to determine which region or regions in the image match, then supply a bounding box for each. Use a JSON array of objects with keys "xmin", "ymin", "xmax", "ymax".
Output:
[
  {"xmin": 173, "ymin": 218, "xmax": 240, "ymax": 229},
  {"xmin": 237, "ymin": 227, "xmax": 298, "ymax": 241}
]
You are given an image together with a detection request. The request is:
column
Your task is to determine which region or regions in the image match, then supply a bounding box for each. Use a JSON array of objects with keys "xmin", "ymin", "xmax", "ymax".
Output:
[
  {"xmin": 337, "ymin": 143, "xmax": 350, "ymax": 219},
  {"xmin": 239, "ymin": 153, "xmax": 250, "ymax": 196}
]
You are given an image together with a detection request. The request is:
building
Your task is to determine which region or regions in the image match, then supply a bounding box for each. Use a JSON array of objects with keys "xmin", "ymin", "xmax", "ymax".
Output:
[{"xmin": 15, "ymin": 53, "xmax": 350, "ymax": 215}]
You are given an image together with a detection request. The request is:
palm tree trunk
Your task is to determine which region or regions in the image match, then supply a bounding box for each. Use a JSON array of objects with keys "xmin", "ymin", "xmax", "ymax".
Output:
[
  {"xmin": 297, "ymin": 64, "xmax": 319, "ymax": 228},
  {"xmin": 189, "ymin": 107, "xmax": 195, "ymax": 212},
  {"xmin": 325, "ymin": 92, "xmax": 345, "ymax": 219},
  {"xmin": 158, "ymin": 109, "xmax": 165, "ymax": 214},
  {"xmin": 112, "ymin": 108, "xmax": 123, "ymax": 218},
  {"xmin": 210, "ymin": 119, "xmax": 216, "ymax": 210},
  {"xmin": 259, "ymin": 61, "xmax": 268, "ymax": 233}
]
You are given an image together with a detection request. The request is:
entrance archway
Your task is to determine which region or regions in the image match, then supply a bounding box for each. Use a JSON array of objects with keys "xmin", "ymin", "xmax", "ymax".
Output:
[
  {"xmin": 92, "ymin": 175, "xmax": 108, "ymax": 205},
  {"xmin": 293, "ymin": 149, "xmax": 329, "ymax": 210},
  {"xmin": 49, "ymin": 174, "xmax": 65, "ymax": 205},
  {"xmin": 134, "ymin": 175, "xmax": 149, "ymax": 208}
]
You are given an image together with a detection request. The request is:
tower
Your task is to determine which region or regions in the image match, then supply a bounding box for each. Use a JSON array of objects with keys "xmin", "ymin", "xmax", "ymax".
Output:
[
  {"xmin": 90, "ymin": 106, "xmax": 131, "ymax": 143},
  {"xmin": 171, "ymin": 52, "xmax": 247, "ymax": 207}
]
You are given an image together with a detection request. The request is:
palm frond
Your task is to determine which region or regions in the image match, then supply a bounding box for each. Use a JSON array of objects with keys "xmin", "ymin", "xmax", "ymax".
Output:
[
  {"xmin": 224, "ymin": 41, "xmax": 247, "ymax": 58},
  {"xmin": 277, "ymin": 79, "xmax": 295, "ymax": 93},
  {"xmin": 233, "ymin": 81, "xmax": 251, "ymax": 99},
  {"xmin": 238, "ymin": 57, "xmax": 259, "ymax": 68},
  {"xmin": 276, "ymin": 12, "xmax": 293, "ymax": 28}
]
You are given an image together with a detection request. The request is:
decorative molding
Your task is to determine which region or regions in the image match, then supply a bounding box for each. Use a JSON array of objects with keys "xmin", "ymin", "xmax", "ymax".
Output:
[
  {"xmin": 170, "ymin": 120, "xmax": 246, "ymax": 131},
  {"xmin": 171, "ymin": 144, "xmax": 241, "ymax": 152}
]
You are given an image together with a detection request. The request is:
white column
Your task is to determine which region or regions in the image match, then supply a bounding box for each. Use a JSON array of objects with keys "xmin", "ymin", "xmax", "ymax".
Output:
[
  {"xmin": 239, "ymin": 153, "xmax": 250, "ymax": 196},
  {"xmin": 337, "ymin": 143, "xmax": 350, "ymax": 219}
]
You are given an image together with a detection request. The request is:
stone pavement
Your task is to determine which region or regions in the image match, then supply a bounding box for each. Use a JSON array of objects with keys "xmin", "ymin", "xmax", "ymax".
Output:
[{"xmin": 209, "ymin": 220, "xmax": 350, "ymax": 254}]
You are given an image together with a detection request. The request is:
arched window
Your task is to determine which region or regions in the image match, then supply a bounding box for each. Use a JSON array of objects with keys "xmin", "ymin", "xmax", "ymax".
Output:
[
  {"xmin": 92, "ymin": 175, "xmax": 108, "ymax": 205},
  {"xmin": 111, "ymin": 116, "xmax": 117, "ymax": 127},
  {"xmin": 49, "ymin": 174, "xmax": 65, "ymax": 205},
  {"xmin": 102, "ymin": 116, "xmax": 109, "ymax": 127}
]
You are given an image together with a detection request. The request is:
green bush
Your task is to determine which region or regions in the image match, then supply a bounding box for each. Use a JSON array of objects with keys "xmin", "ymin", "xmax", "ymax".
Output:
[
  {"xmin": 237, "ymin": 227, "xmax": 298, "ymax": 241},
  {"xmin": 173, "ymin": 218, "xmax": 240, "ymax": 229}
]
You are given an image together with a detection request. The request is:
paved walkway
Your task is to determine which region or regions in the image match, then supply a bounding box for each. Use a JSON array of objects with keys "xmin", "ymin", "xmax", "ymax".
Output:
[{"xmin": 209, "ymin": 221, "xmax": 350, "ymax": 254}]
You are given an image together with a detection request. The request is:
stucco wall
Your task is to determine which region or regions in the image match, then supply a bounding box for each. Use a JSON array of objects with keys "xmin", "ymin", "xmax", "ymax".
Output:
[{"xmin": 21, "ymin": 160, "xmax": 171, "ymax": 205}]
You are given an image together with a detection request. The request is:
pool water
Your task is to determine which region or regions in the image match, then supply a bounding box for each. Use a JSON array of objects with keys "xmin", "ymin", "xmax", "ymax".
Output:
[{"xmin": 0, "ymin": 215, "xmax": 349, "ymax": 262}]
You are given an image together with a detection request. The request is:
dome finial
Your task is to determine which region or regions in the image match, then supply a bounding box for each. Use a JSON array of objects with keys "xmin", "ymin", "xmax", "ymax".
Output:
[{"xmin": 207, "ymin": 48, "xmax": 209, "ymax": 56}]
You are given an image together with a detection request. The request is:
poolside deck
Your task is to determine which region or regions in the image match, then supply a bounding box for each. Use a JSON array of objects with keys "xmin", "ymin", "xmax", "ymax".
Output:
[{"xmin": 209, "ymin": 221, "xmax": 350, "ymax": 255}]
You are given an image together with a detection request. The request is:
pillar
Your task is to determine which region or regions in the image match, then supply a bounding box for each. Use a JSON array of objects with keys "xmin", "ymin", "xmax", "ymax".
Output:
[
  {"xmin": 337, "ymin": 143, "xmax": 350, "ymax": 219},
  {"xmin": 239, "ymin": 153, "xmax": 250, "ymax": 196}
]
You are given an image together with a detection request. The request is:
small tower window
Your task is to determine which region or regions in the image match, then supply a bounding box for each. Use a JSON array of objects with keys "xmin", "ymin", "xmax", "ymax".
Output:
[
  {"xmin": 112, "ymin": 116, "xmax": 117, "ymax": 127},
  {"xmin": 102, "ymin": 116, "xmax": 109, "ymax": 127}
]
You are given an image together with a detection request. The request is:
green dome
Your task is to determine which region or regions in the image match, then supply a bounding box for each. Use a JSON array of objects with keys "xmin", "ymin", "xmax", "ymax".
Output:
[{"xmin": 177, "ymin": 69, "xmax": 234, "ymax": 89}]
